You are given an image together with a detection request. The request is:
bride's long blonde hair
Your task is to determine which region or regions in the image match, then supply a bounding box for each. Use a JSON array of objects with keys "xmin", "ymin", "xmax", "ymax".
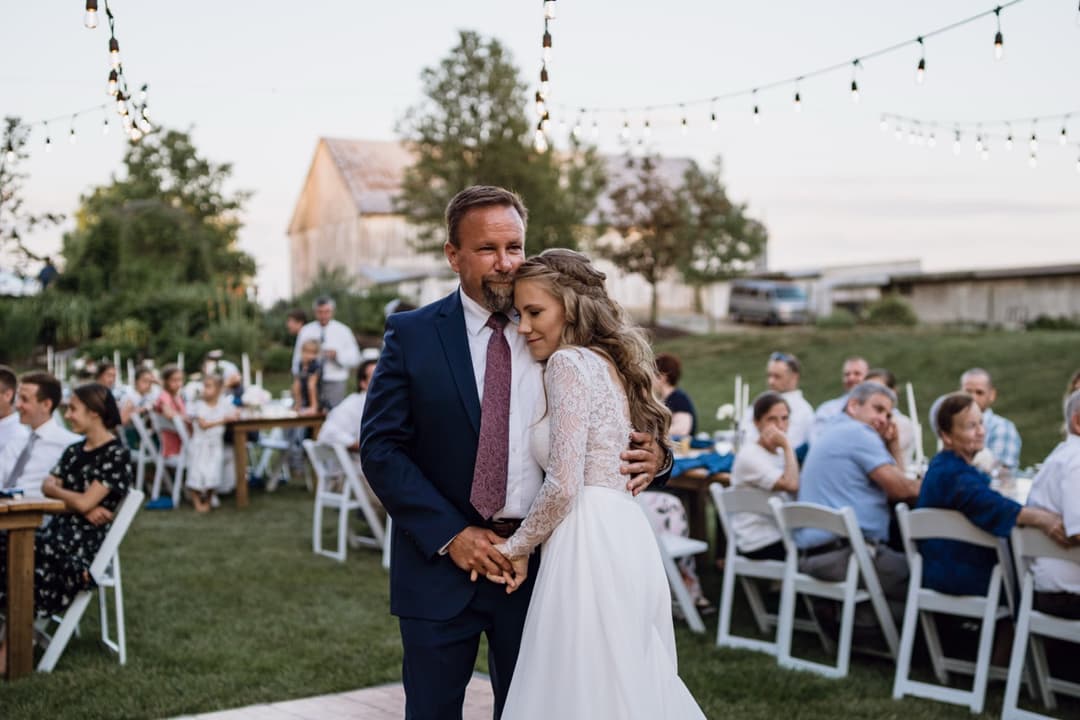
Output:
[{"xmin": 515, "ymin": 248, "xmax": 671, "ymax": 439}]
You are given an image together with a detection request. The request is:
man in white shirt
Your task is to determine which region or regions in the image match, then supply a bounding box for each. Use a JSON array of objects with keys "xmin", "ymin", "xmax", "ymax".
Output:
[
  {"xmin": 0, "ymin": 372, "xmax": 82, "ymax": 497},
  {"xmin": 292, "ymin": 297, "xmax": 361, "ymax": 409},
  {"xmin": 0, "ymin": 365, "xmax": 29, "ymax": 454},
  {"xmin": 1025, "ymin": 388, "xmax": 1080, "ymax": 618},
  {"xmin": 810, "ymin": 356, "xmax": 868, "ymax": 443},
  {"xmin": 318, "ymin": 358, "xmax": 378, "ymax": 451},
  {"xmin": 740, "ymin": 351, "xmax": 815, "ymax": 451}
]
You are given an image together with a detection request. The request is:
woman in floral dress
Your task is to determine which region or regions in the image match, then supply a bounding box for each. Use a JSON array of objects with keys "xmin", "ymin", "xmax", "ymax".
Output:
[{"xmin": 0, "ymin": 382, "xmax": 131, "ymax": 674}]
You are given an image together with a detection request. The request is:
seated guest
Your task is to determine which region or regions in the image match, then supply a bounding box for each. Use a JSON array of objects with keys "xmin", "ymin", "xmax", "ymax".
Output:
[
  {"xmin": 0, "ymin": 365, "xmax": 29, "ymax": 453},
  {"xmin": 0, "ymin": 382, "xmax": 131, "ymax": 674},
  {"xmin": 730, "ymin": 392, "xmax": 800, "ymax": 560},
  {"xmin": 318, "ymin": 359, "xmax": 377, "ymax": 450},
  {"xmin": 960, "ymin": 368, "xmax": 1021, "ymax": 473},
  {"xmin": 1026, "ymin": 389, "xmax": 1080, "ymax": 618},
  {"xmin": 654, "ymin": 353, "xmax": 697, "ymax": 437},
  {"xmin": 120, "ymin": 367, "xmax": 158, "ymax": 427},
  {"xmin": 797, "ymin": 381, "xmax": 919, "ymax": 601},
  {"xmin": 1062, "ymin": 370, "xmax": 1080, "ymax": 437},
  {"xmin": 740, "ymin": 351, "xmax": 814, "ymax": 453},
  {"xmin": 93, "ymin": 361, "xmax": 124, "ymax": 404},
  {"xmin": 0, "ymin": 372, "xmax": 81, "ymax": 497},
  {"xmin": 917, "ymin": 392, "xmax": 1064, "ymax": 596},
  {"xmin": 203, "ymin": 350, "xmax": 243, "ymax": 403},
  {"xmin": 864, "ymin": 368, "xmax": 916, "ymax": 468},
  {"xmin": 810, "ymin": 356, "xmax": 868, "ymax": 443},
  {"xmin": 153, "ymin": 365, "xmax": 187, "ymax": 458}
]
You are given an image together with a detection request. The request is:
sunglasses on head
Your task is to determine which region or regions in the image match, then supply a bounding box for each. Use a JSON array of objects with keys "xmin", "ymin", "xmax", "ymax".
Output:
[{"xmin": 769, "ymin": 352, "xmax": 793, "ymax": 363}]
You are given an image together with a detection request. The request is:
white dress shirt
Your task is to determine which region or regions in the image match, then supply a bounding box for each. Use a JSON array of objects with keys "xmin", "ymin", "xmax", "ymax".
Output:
[
  {"xmin": 0, "ymin": 411, "xmax": 29, "ymax": 455},
  {"xmin": 292, "ymin": 319, "xmax": 362, "ymax": 382},
  {"xmin": 0, "ymin": 417, "xmax": 83, "ymax": 497},
  {"xmin": 318, "ymin": 392, "xmax": 367, "ymax": 448},
  {"xmin": 740, "ymin": 388, "xmax": 815, "ymax": 449},
  {"xmin": 459, "ymin": 288, "xmax": 545, "ymax": 519},
  {"xmin": 1027, "ymin": 434, "xmax": 1080, "ymax": 594}
]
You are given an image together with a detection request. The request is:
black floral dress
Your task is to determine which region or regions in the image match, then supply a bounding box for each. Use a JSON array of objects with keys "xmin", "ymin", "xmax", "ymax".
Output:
[{"xmin": 0, "ymin": 438, "xmax": 132, "ymax": 617}]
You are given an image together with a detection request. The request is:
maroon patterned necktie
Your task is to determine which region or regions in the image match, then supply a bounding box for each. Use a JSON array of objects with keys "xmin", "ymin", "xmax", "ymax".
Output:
[{"xmin": 470, "ymin": 312, "xmax": 511, "ymax": 519}]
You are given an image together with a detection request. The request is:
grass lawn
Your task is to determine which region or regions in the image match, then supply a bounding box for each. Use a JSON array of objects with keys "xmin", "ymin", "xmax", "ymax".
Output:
[
  {"xmin": 657, "ymin": 327, "xmax": 1080, "ymax": 465},
  {"xmin": 3, "ymin": 327, "xmax": 1078, "ymax": 719}
]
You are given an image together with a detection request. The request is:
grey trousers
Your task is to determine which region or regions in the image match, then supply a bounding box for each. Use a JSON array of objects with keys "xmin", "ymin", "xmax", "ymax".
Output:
[{"xmin": 321, "ymin": 380, "xmax": 348, "ymax": 409}]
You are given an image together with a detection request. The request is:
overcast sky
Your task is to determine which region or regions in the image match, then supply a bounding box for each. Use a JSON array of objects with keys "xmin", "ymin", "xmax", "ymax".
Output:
[{"xmin": 3, "ymin": 0, "xmax": 1078, "ymax": 301}]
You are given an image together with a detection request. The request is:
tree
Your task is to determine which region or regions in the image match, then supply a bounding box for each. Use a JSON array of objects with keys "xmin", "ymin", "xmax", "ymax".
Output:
[
  {"xmin": 599, "ymin": 154, "xmax": 768, "ymax": 326},
  {"xmin": 676, "ymin": 158, "xmax": 768, "ymax": 311},
  {"xmin": 396, "ymin": 30, "xmax": 606, "ymax": 255},
  {"xmin": 0, "ymin": 117, "xmax": 64, "ymax": 270}
]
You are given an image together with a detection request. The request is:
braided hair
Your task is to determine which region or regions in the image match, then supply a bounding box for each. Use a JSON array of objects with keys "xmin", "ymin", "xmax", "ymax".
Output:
[{"xmin": 515, "ymin": 249, "xmax": 671, "ymax": 439}]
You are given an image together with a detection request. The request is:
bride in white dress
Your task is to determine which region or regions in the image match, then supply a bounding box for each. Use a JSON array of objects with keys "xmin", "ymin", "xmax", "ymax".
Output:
[{"xmin": 492, "ymin": 249, "xmax": 705, "ymax": 719}]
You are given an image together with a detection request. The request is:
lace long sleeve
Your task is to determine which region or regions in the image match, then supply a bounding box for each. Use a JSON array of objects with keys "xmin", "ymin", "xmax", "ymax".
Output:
[{"xmin": 502, "ymin": 350, "xmax": 591, "ymax": 558}]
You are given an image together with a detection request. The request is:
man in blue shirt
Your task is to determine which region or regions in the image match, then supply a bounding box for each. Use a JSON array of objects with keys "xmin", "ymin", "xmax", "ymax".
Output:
[{"xmin": 797, "ymin": 381, "xmax": 921, "ymax": 601}]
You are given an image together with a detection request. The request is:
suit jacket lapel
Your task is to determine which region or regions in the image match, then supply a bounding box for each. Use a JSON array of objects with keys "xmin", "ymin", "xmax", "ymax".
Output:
[{"xmin": 435, "ymin": 291, "xmax": 481, "ymax": 436}]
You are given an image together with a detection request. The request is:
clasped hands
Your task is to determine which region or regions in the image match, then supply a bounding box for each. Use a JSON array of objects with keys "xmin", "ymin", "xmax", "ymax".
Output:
[{"xmin": 448, "ymin": 527, "xmax": 528, "ymax": 594}]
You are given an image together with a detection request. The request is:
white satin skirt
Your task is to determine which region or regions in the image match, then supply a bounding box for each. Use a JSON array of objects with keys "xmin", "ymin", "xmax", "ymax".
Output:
[{"xmin": 502, "ymin": 486, "xmax": 706, "ymax": 719}]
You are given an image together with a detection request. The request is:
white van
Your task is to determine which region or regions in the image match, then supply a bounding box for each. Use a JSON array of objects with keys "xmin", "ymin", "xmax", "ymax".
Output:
[{"xmin": 728, "ymin": 280, "xmax": 810, "ymax": 325}]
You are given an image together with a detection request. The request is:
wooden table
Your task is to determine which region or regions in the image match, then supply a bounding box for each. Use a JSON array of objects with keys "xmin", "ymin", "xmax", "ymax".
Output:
[
  {"xmin": 227, "ymin": 413, "xmax": 325, "ymax": 508},
  {"xmin": 666, "ymin": 469, "xmax": 730, "ymax": 568},
  {"xmin": 1, "ymin": 497, "xmax": 65, "ymax": 680}
]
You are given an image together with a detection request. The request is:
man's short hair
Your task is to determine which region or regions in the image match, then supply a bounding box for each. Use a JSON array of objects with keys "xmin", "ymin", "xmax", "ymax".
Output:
[
  {"xmin": 655, "ymin": 353, "xmax": 682, "ymax": 386},
  {"xmin": 961, "ymin": 367, "xmax": 993, "ymax": 387},
  {"xmin": 844, "ymin": 356, "xmax": 868, "ymax": 367},
  {"xmin": 0, "ymin": 365, "xmax": 17, "ymax": 396},
  {"xmin": 1065, "ymin": 389, "xmax": 1080, "ymax": 435},
  {"xmin": 848, "ymin": 380, "xmax": 897, "ymax": 408},
  {"xmin": 768, "ymin": 351, "xmax": 801, "ymax": 376},
  {"xmin": 358, "ymin": 358, "xmax": 378, "ymax": 388},
  {"xmin": 287, "ymin": 308, "xmax": 307, "ymax": 324},
  {"xmin": 444, "ymin": 186, "xmax": 528, "ymax": 249},
  {"xmin": 865, "ymin": 367, "xmax": 897, "ymax": 391},
  {"xmin": 313, "ymin": 296, "xmax": 335, "ymax": 310},
  {"xmin": 19, "ymin": 371, "xmax": 62, "ymax": 412}
]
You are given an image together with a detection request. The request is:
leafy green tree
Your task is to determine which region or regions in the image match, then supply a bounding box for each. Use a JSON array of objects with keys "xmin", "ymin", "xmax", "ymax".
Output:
[
  {"xmin": 600, "ymin": 154, "xmax": 768, "ymax": 326},
  {"xmin": 396, "ymin": 30, "xmax": 606, "ymax": 255},
  {"xmin": 0, "ymin": 117, "xmax": 64, "ymax": 269}
]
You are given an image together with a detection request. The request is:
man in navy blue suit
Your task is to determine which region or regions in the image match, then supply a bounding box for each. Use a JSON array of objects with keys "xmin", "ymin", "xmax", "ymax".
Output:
[{"xmin": 360, "ymin": 186, "xmax": 670, "ymax": 719}]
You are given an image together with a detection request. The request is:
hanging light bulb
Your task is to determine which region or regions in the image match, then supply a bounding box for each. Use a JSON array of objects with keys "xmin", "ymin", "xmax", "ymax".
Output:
[
  {"xmin": 69, "ymin": 126, "xmax": 77, "ymax": 144},
  {"xmin": 141, "ymin": 105, "xmax": 151, "ymax": 120},
  {"xmin": 102, "ymin": 116, "xmax": 109, "ymax": 135},
  {"xmin": 543, "ymin": 0, "xmax": 556, "ymax": 20},
  {"xmin": 84, "ymin": 0, "xmax": 98, "ymax": 29},
  {"xmin": 752, "ymin": 90, "xmax": 760, "ymax": 125},
  {"xmin": 139, "ymin": 83, "xmax": 148, "ymax": 103},
  {"xmin": 540, "ymin": 111, "xmax": 550, "ymax": 133},
  {"xmin": 953, "ymin": 130, "xmax": 962, "ymax": 155},
  {"xmin": 44, "ymin": 124, "xmax": 52, "ymax": 153},
  {"xmin": 993, "ymin": 7, "xmax": 1004, "ymax": 61},
  {"xmin": 4, "ymin": 142, "xmax": 15, "ymax": 164},
  {"xmin": 542, "ymin": 26, "xmax": 552, "ymax": 65},
  {"xmin": 894, "ymin": 125, "xmax": 903, "ymax": 141},
  {"xmin": 1060, "ymin": 119, "xmax": 1070, "ymax": 145},
  {"xmin": 571, "ymin": 116, "xmax": 582, "ymax": 140},
  {"xmin": 130, "ymin": 127, "xmax": 143, "ymax": 142},
  {"xmin": 710, "ymin": 101, "xmax": 718, "ymax": 132},
  {"xmin": 850, "ymin": 60, "xmax": 860, "ymax": 104},
  {"xmin": 793, "ymin": 80, "xmax": 802, "ymax": 113},
  {"xmin": 643, "ymin": 117, "xmax": 652, "ymax": 138},
  {"xmin": 916, "ymin": 37, "xmax": 926, "ymax": 84},
  {"xmin": 928, "ymin": 132, "xmax": 937, "ymax": 148},
  {"xmin": 534, "ymin": 124, "xmax": 548, "ymax": 153},
  {"xmin": 1005, "ymin": 124, "xmax": 1013, "ymax": 150},
  {"xmin": 1029, "ymin": 130, "xmax": 1038, "ymax": 153},
  {"xmin": 115, "ymin": 91, "xmax": 126, "ymax": 115},
  {"xmin": 122, "ymin": 113, "xmax": 133, "ymax": 132},
  {"xmin": 539, "ymin": 65, "xmax": 549, "ymax": 97},
  {"xmin": 620, "ymin": 118, "xmax": 630, "ymax": 141},
  {"xmin": 591, "ymin": 119, "xmax": 599, "ymax": 139},
  {"xmin": 975, "ymin": 132, "xmax": 984, "ymax": 153},
  {"xmin": 680, "ymin": 106, "xmax": 688, "ymax": 136},
  {"xmin": 109, "ymin": 36, "xmax": 121, "ymax": 69},
  {"xmin": 908, "ymin": 129, "xmax": 917, "ymax": 145},
  {"xmin": 107, "ymin": 69, "xmax": 118, "ymax": 96},
  {"xmin": 535, "ymin": 91, "xmax": 545, "ymax": 117},
  {"xmin": 1028, "ymin": 152, "xmax": 1037, "ymax": 168}
]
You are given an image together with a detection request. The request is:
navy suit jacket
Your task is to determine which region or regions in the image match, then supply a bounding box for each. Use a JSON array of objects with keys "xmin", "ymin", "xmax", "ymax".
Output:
[{"xmin": 360, "ymin": 290, "xmax": 492, "ymax": 621}]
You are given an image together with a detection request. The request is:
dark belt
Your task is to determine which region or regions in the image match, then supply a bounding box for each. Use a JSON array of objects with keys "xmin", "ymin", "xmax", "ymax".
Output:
[
  {"xmin": 485, "ymin": 518, "xmax": 523, "ymax": 539},
  {"xmin": 800, "ymin": 538, "xmax": 850, "ymax": 558}
]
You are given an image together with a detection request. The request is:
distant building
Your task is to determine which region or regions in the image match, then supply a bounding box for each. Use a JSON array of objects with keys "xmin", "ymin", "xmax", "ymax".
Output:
[{"xmin": 286, "ymin": 138, "xmax": 764, "ymax": 319}]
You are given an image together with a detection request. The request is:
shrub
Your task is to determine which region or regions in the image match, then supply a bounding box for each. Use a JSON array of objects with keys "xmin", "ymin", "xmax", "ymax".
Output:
[
  {"xmin": 865, "ymin": 296, "xmax": 918, "ymax": 327},
  {"xmin": 1026, "ymin": 315, "xmax": 1080, "ymax": 331},
  {"xmin": 815, "ymin": 308, "xmax": 857, "ymax": 328},
  {"xmin": 0, "ymin": 297, "xmax": 43, "ymax": 363},
  {"xmin": 262, "ymin": 345, "xmax": 294, "ymax": 373}
]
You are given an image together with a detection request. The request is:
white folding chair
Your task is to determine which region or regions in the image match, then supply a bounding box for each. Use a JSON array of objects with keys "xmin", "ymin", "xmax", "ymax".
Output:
[
  {"xmin": 303, "ymin": 440, "xmax": 386, "ymax": 562},
  {"xmin": 36, "ymin": 489, "xmax": 145, "ymax": 671},
  {"xmin": 891, "ymin": 504, "xmax": 1014, "ymax": 714},
  {"xmin": 128, "ymin": 412, "xmax": 159, "ymax": 493},
  {"xmin": 769, "ymin": 497, "xmax": 900, "ymax": 678},
  {"xmin": 711, "ymin": 484, "xmax": 828, "ymax": 655},
  {"xmin": 149, "ymin": 411, "xmax": 189, "ymax": 508},
  {"xmin": 1002, "ymin": 526, "xmax": 1080, "ymax": 720},
  {"xmin": 638, "ymin": 494, "xmax": 709, "ymax": 633},
  {"xmin": 250, "ymin": 428, "xmax": 294, "ymax": 491}
]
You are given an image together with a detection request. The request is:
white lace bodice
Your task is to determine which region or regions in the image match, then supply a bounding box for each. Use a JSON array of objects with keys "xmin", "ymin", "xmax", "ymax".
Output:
[{"xmin": 502, "ymin": 347, "xmax": 634, "ymax": 558}]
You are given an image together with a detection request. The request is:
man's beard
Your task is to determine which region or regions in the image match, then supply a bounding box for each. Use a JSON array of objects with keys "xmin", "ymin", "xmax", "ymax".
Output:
[{"xmin": 481, "ymin": 274, "xmax": 514, "ymax": 314}]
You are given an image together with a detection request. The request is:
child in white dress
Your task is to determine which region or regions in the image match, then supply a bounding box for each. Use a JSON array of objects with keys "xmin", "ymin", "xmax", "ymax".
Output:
[{"xmin": 187, "ymin": 375, "xmax": 237, "ymax": 512}]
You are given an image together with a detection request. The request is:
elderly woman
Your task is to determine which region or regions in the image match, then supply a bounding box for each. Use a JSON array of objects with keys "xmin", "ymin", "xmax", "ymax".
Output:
[
  {"xmin": 0, "ymin": 382, "xmax": 132, "ymax": 673},
  {"xmin": 730, "ymin": 391, "xmax": 800, "ymax": 560},
  {"xmin": 916, "ymin": 392, "xmax": 1064, "ymax": 596}
]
